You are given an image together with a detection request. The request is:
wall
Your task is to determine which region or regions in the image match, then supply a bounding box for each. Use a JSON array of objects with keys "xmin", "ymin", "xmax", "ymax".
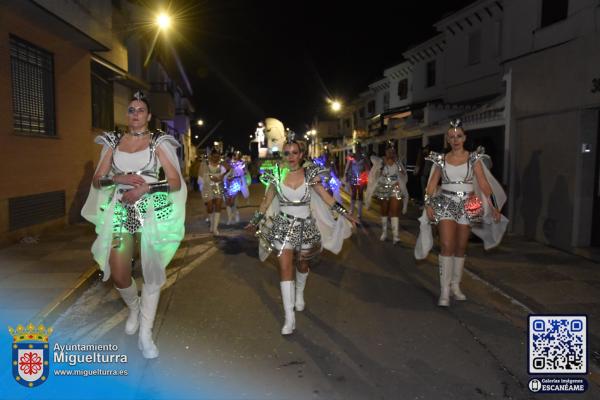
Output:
[{"xmin": 0, "ymin": 8, "xmax": 96, "ymax": 243}]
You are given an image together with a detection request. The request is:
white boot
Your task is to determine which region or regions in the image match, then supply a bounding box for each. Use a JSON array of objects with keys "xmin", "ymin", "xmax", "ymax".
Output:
[
  {"xmin": 280, "ymin": 281, "xmax": 295, "ymax": 335},
  {"xmin": 226, "ymin": 206, "xmax": 233, "ymax": 225},
  {"xmin": 357, "ymin": 200, "xmax": 363, "ymax": 219},
  {"xmin": 379, "ymin": 217, "xmax": 388, "ymax": 241},
  {"xmin": 138, "ymin": 284, "xmax": 161, "ymax": 359},
  {"xmin": 295, "ymin": 271, "xmax": 309, "ymax": 311},
  {"xmin": 391, "ymin": 217, "xmax": 400, "ymax": 245},
  {"xmin": 208, "ymin": 212, "xmax": 214, "ymax": 231},
  {"xmin": 234, "ymin": 206, "xmax": 240, "ymax": 223},
  {"xmin": 438, "ymin": 255, "xmax": 453, "ymax": 307},
  {"xmin": 212, "ymin": 212, "xmax": 221, "ymax": 235},
  {"xmin": 451, "ymin": 256, "xmax": 467, "ymax": 301},
  {"xmin": 115, "ymin": 280, "xmax": 139, "ymax": 335}
]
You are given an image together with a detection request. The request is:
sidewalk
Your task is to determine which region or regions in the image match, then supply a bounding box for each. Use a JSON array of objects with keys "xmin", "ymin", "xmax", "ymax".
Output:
[{"xmin": 0, "ymin": 189, "xmax": 225, "ymax": 329}]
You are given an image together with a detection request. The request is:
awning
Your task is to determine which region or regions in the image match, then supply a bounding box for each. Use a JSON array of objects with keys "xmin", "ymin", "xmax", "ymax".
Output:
[
  {"xmin": 460, "ymin": 94, "xmax": 505, "ymax": 129},
  {"xmin": 420, "ymin": 94, "xmax": 506, "ymax": 136},
  {"xmin": 91, "ymin": 55, "xmax": 150, "ymax": 90}
]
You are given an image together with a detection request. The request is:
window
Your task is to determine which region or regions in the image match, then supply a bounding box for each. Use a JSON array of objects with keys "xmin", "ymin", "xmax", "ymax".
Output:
[
  {"xmin": 541, "ymin": 0, "xmax": 568, "ymax": 28},
  {"xmin": 10, "ymin": 35, "xmax": 56, "ymax": 136},
  {"xmin": 397, "ymin": 79, "xmax": 408, "ymax": 100},
  {"xmin": 367, "ymin": 100, "xmax": 375, "ymax": 114},
  {"xmin": 91, "ymin": 73, "xmax": 114, "ymax": 130},
  {"xmin": 426, "ymin": 60, "xmax": 436, "ymax": 88},
  {"xmin": 468, "ymin": 30, "xmax": 482, "ymax": 65}
]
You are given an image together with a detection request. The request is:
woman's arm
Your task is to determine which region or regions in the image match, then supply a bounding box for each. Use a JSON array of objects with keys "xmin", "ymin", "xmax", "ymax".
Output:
[
  {"xmin": 312, "ymin": 180, "xmax": 358, "ymax": 225},
  {"xmin": 424, "ymin": 166, "xmax": 441, "ymax": 221},
  {"xmin": 245, "ymin": 184, "xmax": 276, "ymax": 229},
  {"xmin": 121, "ymin": 146, "xmax": 181, "ymax": 204},
  {"xmin": 258, "ymin": 184, "xmax": 276, "ymax": 214},
  {"xmin": 424, "ymin": 166, "xmax": 441, "ymax": 197},
  {"xmin": 92, "ymin": 148, "xmax": 145, "ymax": 188},
  {"xmin": 91, "ymin": 148, "xmax": 114, "ymax": 189},
  {"xmin": 155, "ymin": 146, "xmax": 182, "ymax": 191}
]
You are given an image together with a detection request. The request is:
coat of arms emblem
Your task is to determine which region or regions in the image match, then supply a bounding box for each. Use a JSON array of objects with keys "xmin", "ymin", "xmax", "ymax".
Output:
[{"xmin": 8, "ymin": 323, "xmax": 53, "ymax": 388}]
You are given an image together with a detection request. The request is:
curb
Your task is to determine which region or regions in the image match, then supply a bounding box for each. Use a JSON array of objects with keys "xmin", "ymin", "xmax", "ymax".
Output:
[{"xmin": 32, "ymin": 265, "xmax": 101, "ymax": 327}]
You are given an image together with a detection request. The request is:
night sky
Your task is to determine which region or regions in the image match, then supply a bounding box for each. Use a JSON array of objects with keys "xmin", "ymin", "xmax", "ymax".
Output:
[{"xmin": 169, "ymin": 0, "xmax": 475, "ymax": 149}]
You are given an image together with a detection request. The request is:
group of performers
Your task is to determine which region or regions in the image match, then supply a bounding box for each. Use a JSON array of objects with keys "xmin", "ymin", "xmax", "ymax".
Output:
[
  {"xmin": 196, "ymin": 149, "xmax": 250, "ymax": 235},
  {"xmin": 81, "ymin": 90, "xmax": 507, "ymax": 358}
]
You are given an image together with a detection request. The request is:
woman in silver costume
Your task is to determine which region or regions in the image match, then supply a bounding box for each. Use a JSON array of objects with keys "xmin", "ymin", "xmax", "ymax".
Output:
[
  {"xmin": 365, "ymin": 142, "xmax": 409, "ymax": 244},
  {"xmin": 313, "ymin": 151, "xmax": 342, "ymax": 203},
  {"xmin": 344, "ymin": 147, "xmax": 370, "ymax": 219},
  {"xmin": 82, "ymin": 91, "xmax": 186, "ymax": 358},
  {"xmin": 224, "ymin": 150, "xmax": 250, "ymax": 225},
  {"xmin": 199, "ymin": 149, "xmax": 228, "ymax": 235},
  {"xmin": 415, "ymin": 119, "xmax": 508, "ymax": 307},
  {"xmin": 246, "ymin": 138, "xmax": 357, "ymax": 335}
]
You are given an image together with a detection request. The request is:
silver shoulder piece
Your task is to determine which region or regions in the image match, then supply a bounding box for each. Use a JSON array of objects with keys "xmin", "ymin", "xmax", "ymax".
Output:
[
  {"xmin": 152, "ymin": 131, "xmax": 181, "ymax": 149},
  {"xmin": 305, "ymin": 164, "xmax": 329, "ymax": 185},
  {"xmin": 94, "ymin": 131, "xmax": 121, "ymax": 149},
  {"xmin": 426, "ymin": 151, "xmax": 445, "ymax": 169},
  {"xmin": 469, "ymin": 147, "xmax": 486, "ymax": 165}
]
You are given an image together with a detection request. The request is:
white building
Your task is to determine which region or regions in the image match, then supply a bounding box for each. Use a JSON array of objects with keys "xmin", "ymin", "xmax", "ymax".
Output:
[{"xmin": 502, "ymin": 0, "xmax": 600, "ymax": 251}]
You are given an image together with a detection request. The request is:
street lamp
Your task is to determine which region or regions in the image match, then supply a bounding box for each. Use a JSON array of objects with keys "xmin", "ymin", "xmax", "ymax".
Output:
[
  {"xmin": 197, "ymin": 119, "xmax": 204, "ymax": 126},
  {"xmin": 330, "ymin": 100, "xmax": 342, "ymax": 112},
  {"xmin": 156, "ymin": 13, "xmax": 171, "ymax": 30}
]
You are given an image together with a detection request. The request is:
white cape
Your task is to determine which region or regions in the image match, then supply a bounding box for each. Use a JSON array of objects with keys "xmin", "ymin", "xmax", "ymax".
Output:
[{"xmin": 81, "ymin": 136, "xmax": 187, "ymax": 286}]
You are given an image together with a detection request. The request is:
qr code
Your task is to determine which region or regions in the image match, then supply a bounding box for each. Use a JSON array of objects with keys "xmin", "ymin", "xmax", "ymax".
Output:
[{"xmin": 528, "ymin": 315, "xmax": 587, "ymax": 374}]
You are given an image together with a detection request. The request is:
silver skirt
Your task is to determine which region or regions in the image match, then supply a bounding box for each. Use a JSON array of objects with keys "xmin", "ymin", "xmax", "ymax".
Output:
[
  {"xmin": 203, "ymin": 181, "xmax": 224, "ymax": 200},
  {"xmin": 258, "ymin": 212, "xmax": 321, "ymax": 259},
  {"xmin": 373, "ymin": 177, "xmax": 404, "ymax": 200},
  {"xmin": 430, "ymin": 192, "xmax": 483, "ymax": 225}
]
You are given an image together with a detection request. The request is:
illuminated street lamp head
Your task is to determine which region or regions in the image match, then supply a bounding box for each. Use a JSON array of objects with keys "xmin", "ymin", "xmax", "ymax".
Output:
[
  {"xmin": 156, "ymin": 13, "xmax": 171, "ymax": 30},
  {"xmin": 331, "ymin": 100, "xmax": 342, "ymax": 112},
  {"xmin": 197, "ymin": 119, "xmax": 204, "ymax": 126}
]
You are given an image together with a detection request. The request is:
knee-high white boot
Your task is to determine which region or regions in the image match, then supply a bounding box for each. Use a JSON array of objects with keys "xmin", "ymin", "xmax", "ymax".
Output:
[
  {"xmin": 226, "ymin": 206, "xmax": 233, "ymax": 225},
  {"xmin": 451, "ymin": 256, "xmax": 467, "ymax": 301},
  {"xmin": 280, "ymin": 281, "xmax": 295, "ymax": 335},
  {"xmin": 438, "ymin": 255, "xmax": 453, "ymax": 307},
  {"xmin": 391, "ymin": 217, "xmax": 400, "ymax": 245},
  {"xmin": 212, "ymin": 212, "xmax": 221, "ymax": 235},
  {"xmin": 115, "ymin": 280, "xmax": 139, "ymax": 335},
  {"xmin": 295, "ymin": 271, "xmax": 309, "ymax": 311},
  {"xmin": 380, "ymin": 217, "xmax": 388, "ymax": 241},
  {"xmin": 138, "ymin": 284, "xmax": 161, "ymax": 359}
]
